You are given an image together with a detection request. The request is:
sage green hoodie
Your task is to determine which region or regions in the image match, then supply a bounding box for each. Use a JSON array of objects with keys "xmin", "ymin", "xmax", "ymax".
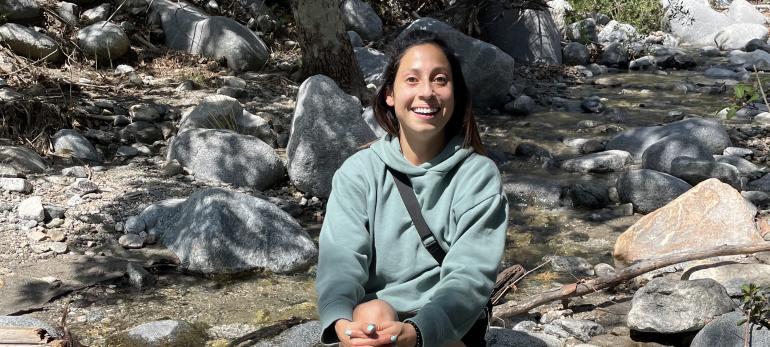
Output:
[{"xmin": 316, "ymin": 135, "xmax": 508, "ymax": 346}]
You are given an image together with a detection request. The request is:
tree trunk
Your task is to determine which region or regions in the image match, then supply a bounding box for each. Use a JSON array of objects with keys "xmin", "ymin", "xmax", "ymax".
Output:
[{"xmin": 290, "ymin": 0, "xmax": 368, "ymax": 101}]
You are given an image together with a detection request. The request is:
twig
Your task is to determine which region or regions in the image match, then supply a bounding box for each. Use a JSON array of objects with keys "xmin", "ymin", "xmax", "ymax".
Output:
[
  {"xmin": 226, "ymin": 317, "xmax": 308, "ymax": 347},
  {"xmin": 493, "ymin": 243, "xmax": 770, "ymax": 318},
  {"xmin": 753, "ymin": 65, "xmax": 770, "ymax": 112},
  {"xmin": 103, "ymin": 0, "xmax": 128, "ymax": 27},
  {"xmin": 132, "ymin": 34, "xmax": 162, "ymax": 53},
  {"xmin": 0, "ymin": 50, "xmax": 59, "ymax": 77}
]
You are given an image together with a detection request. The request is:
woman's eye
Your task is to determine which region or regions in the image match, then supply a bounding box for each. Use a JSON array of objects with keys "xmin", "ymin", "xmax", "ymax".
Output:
[
  {"xmin": 434, "ymin": 76, "xmax": 448, "ymax": 84},
  {"xmin": 405, "ymin": 77, "xmax": 418, "ymax": 83}
]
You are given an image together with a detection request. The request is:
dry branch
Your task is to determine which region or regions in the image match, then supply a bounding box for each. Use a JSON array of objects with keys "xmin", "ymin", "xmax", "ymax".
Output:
[
  {"xmin": 227, "ymin": 317, "xmax": 308, "ymax": 347},
  {"xmin": 493, "ymin": 243, "xmax": 770, "ymax": 318}
]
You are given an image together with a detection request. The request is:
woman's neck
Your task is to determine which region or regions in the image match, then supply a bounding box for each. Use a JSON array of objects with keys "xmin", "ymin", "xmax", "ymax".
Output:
[{"xmin": 398, "ymin": 131, "xmax": 446, "ymax": 166}]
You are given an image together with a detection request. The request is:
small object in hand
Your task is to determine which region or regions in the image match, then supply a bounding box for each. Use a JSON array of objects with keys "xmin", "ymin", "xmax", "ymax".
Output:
[
  {"xmin": 344, "ymin": 329, "xmax": 352, "ymax": 336},
  {"xmin": 366, "ymin": 323, "xmax": 376, "ymax": 333},
  {"xmin": 390, "ymin": 335, "xmax": 398, "ymax": 343}
]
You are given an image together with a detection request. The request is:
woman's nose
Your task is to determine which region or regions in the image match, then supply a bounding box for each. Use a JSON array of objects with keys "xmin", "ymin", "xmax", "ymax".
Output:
[{"xmin": 418, "ymin": 81, "xmax": 434, "ymax": 98}]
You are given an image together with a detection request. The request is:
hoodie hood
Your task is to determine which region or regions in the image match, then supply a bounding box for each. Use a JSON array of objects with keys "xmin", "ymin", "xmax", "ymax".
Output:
[{"xmin": 370, "ymin": 134, "xmax": 473, "ymax": 176}]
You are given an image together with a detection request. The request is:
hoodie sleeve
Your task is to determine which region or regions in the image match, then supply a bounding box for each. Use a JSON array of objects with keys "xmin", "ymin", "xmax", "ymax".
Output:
[
  {"xmin": 315, "ymin": 162, "xmax": 372, "ymax": 344},
  {"xmin": 407, "ymin": 192, "xmax": 508, "ymax": 346}
]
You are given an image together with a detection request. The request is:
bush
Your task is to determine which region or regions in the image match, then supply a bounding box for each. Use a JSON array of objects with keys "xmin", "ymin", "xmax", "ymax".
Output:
[{"xmin": 568, "ymin": 0, "xmax": 665, "ymax": 34}]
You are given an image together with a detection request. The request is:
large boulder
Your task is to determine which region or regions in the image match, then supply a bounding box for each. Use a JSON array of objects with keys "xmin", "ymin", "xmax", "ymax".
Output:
[
  {"xmin": 600, "ymin": 42, "xmax": 629, "ymax": 67},
  {"xmin": 396, "ymin": 17, "xmax": 515, "ymax": 109},
  {"xmin": 479, "ymin": 1, "xmax": 562, "ymax": 65},
  {"xmin": 669, "ymin": 157, "xmax": 741, "ymax": 188},
  {"xmin": 664, "ymin": 0, "xmax": 732, "ymax": 46},
  {"xmin": 0, "ymin": 24, "xmax": 61, "ymax": 61},
  {"xmin": 503, "ymin": 174, "xmax": 569, "ymax": 209},
  {"xmin": 714, "ymin": 23, "xmax": 768, "ymax": 51},
  {"xmin": 126, "ymin": 320, "xmax": 205, "ymax": 345},
  {"xmin": 687, "ymin": 263, "xmax": 770, "ymax": 296},
  {"xmin": 77, "ymin": 22, "xmax": 130, "ymax": 61},
  {"xmin": 354, "ymin": 47, "xmax": 388, "ymax": 87},
  {"xmin": 627, "ymin": 278, "xmax": 735, "ymax": 333},
  {"xmin": 152, "ymin": 188, "xmax": 317, "ymax": 274},
  {"xmin": 641, "ymin": 134, "xmax": 714, "ymax": 174},
  {"xmin": 616, "ymin": 169, "xmax": 692, "ymax": 214},
  {"xmin": 288, "ymin": 75, "xmax": 375, "ymax": 197},
  {"xmin": 0, "ymin": 146, "xmax": 46, "ymax": 173},
  {"xmin": 253, "ymin": 321, "xmax": 321, "ymax": 347},
  {"xmin": 0, "ymin": 0, "xmax": 42, "ymax": 23},
  {"xmin": 691, "ymin": 311, "xmax": 770, "ymax": 347},
  {"xmin": 607, "ymin": 118, "xmax": 731, "ymax": 160},
  {"xmin": 728, "ymin": 49, "xmax": 770, "ymax": 70},
  {"xmin": 728, "ymin": 0, "xmax": 766, "ymax": 24},
  {"xmin": 562, "ymin": 42, "xmax": 589, "ymax": 66},
  {"xmin": 486, "ymin": 327, "xmax": 563, "ymax": 347},
  {"xmin": 51, "ymin": 129, "xmax": 101, "ymax": 162},
  {"xmin": 597, "ymin": 20, "xmax": 638, "ymax": 43},
  {"xmin": 340, "ymin": 0, "xmax": 383, "ymax": 42},
  {"xmin": 560, "ymin": 150, "xmax": 632, "ymax": 173},
  {"xmin": 149, "ymin": 0, "xmax": 269, "ymax": 71},
  {"xmin": 168, "ymin": 128, "xmax": 284, "ymax": 190},
  {"xmin": 178, "ymin": 95, "xmax": 274, "ymax": 144},
  {"xmin": 614, "ymin": 179, "xmax": 764, "ymax": 267},
  {"xmin": 547, "ymin": 0, "xmax": 572, "ymax": 34},
  {"xmin": 566, "ymin": 18, "xmax": 597, "ymax": 44}
]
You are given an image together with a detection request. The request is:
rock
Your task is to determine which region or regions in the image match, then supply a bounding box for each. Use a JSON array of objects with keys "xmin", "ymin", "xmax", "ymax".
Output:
[
  {"xmin": 0, "ymin": 88, "xmax": 22, "ymax": 101},
  {"xmin": 687, "ymin": 263, "xmax": 770, "ymax": 296},
  {"xmin": 161, "ymin": 160, "xmax": 184, "ymax": 176},
  {"xmin": 253, "ymin": 320, "xmax": 321, "ymax": 347},
  {"xmin": 691, "ymin": 311, "xmax": 770, "ymax": 347},
  {"xmin": 0, "ymin": 24, "xmax": 61, "ymax": 61},
  {"xmin": 503, "ymin": 174, "xmax": 569, "ymax": 208},
  {"xmin": 598, "ymin": 20, "xmax": 637, "ymax": 44},
  {"xmin": 0, "ymin": 164, "xmax": 19, "ymax": 177},
  {"xmin": 0, "ymin": 0, "xmax": 42, "ymax": 23},
  {"xmin": 742, "ymin": 190, "xmax": 770, "ymax": 206},
  {"xmin": 44, "ymin": 206, "xmax": 65, "ymax": 221},
  {"xmin": 179, "ymin": 95, "xmax": 274, "ymax": 144},
  {"xmin": 641, "ymin": 134, "xmax": 714, "ymax": 174},
  {"xmin": 629, "ymin": 56, "xmax": 655, "ymax": 70},
  {"xmin": 728, "ymin": 0, "xmax": 766, "ymax": 24},
  {"xmin": 354, "ymin": 47, "xmax": 388, "ymax": 87},
  {"xmin": 547, "ymin": 0, "xmax": 572, "ymax": 34},
  {"xmin": 18, "ymin": 196, "xmax": 44, "ymax": 222},
  {"xmin": 714, "ymin": 23, "xmax": 768, "ymax": 51},
  {"xmin": 50, "ymin": 242, "xmax": 67, "ymax": 254},
  {"xmin": 120, "ymin": 121, "xmax": 163, "ymax": 144},
  {"xmin": 627, "ymin": 277, "xmax": 735, "ymax": 333},
  {"xmin": 541, "ymin": 324, "xmax": 570, "ymax": 338},
  {"xmin": 569, "ymin": 182, "xmax": 610, "ymax": 209},
  {"xmin": 361, "ymin": 106, "xmax": 388, "ymax": 138},
  {"xmin": 729, "ymin": 49, "xmax": 770, "ymax": 70},
  {"xmin": 0, "ymin": 316, "xmax": 60, "ymax": 338},
  {"xmin": 77, "ymin": 22, "xmax": 130, "ymax": 61},
  {"xmin": 67, "ymin": 179, "xmax": 99, "ymax": 196},
  {"xmin": 563, "ymin": 42, "xmax": 589, "ymax": 66},
  {"xmin": 652, "ymin": 47, "xmax": 697, "ymax": 69},
  {"xmin": 126, "ymin": 320, "xmax": 204, "ymax": 345},
  {"xmin": 561, "ymin": 150, "xmax": 632, "ymax": 173},
  {"xmin": 607, "ymin": 118, "xmax": 732, "ymax": 160},
  {"xmin": 544, "ymin": 255, "xmax": 594, "ymax": 276},
  {"xmin": 119, "ymin": 234, "xmax": 144, "ymax": 249},
  {"xmin": 114, "ymin": 114, "xmax": 130, "ymax": 126},
  {"xmin": 0, "ymin": 178, "xmax": 32, "ymax": 193},
  {"xmin": 566, "ymin": 19, "xmax": 597, "ymax": 44},
  {"xmin": 347, "ymin": 30, "xmax": 364, "ymax": 47},
  {"xmin": 396, "ymin": 17, "xmax": 515, "ymax": 109},
  {"xmin": 600, "ymin": 42, "xmax": 629, "ymax": 68},
  {"xmin": 616, "ymin": 169, "xmax": 692, "ymax": 214},
  {"xmin": 669, "ymin": 157, "xmax": 740, "ymax": 187},
  {"xmin": 129, "ymin": 104, "xmax": 161, "ymax": 122},
  {"xmin": 594, "ymin": 263, "xmax": 616, "ymax": 277},
  {"xmin": 723, "ymin": 147, "xmax": 753, "ymax": 157},
  {"xmin": 126, "ymin": 262, "xmax": 154, "ymax": 289},
  {"xmin": 514, "ymin": 143, "xmax": 553, "ymax": 166},
  {"xmin": 614, "ymin": 179, "xmax": 764, "ymax": 267},
  {"xmin": 27, "ymin": 230, "xmax": 46, "ymax": 241},
  {"xmin": 149, "ymin": 0, "xmax": 269, "ymax": 71},
  {"xmin": 486, "ymin": 327, "xmax": 563, "ymax": 347},
  {"xmin": 552, "ymin": 319, "xmax": 604, "ymax": 342},
  {"xmin": 83, "ymin": 129, "xmax": 117, "ymax": 144},
  {"xmin": 505, "ymin": 95, "xmax": 535, "ymax": 115},
  {"xmin": 664, "ymin": 0, "xmax": 735, "ymax": 46},
  {"xmin": 744, "ymin": 38, "xmax": 770, "ymax": 52},
  {"xmin": 755, "ymin": 111, "xmax": 770, "ymax": 124},
  {"xmin": 287, "ymin": 75, "xmax": 375, "ymax": 197},
  {"xmin": 114, "ymin": 64, "xmax": 135, "ymax": 75},
  {"xmin": 169, "ymin": 128, "xmax": 284, "ymax": 190},
  {"xmin": 579, "ymin": 139, "xmax": 605, "ymax": 154},
  {"xmin": 55, "ymin": 2, "xmax": 79, "ymax": 25},
  {"xmin": 151, "ymin": 188, "xmax": 317, "ymax": 274},
  {"xmin": 340, "ymin": 0, "xmax": 382, "ymax": 41},
  {"xmin": 704, "ymin": 67, "xmax": 738, "ymax": 79},
  {"xmin": 700, "ymin": 46, "xmax": 721, "ymax": 56},
  {"xmin": 80, "ymin": 3, "xmax": 110, "ymax": 24},
  {"xmin": 480, "ymin": 3, "xmax": 562, "ymax": 65},
  {"xmin": 216, "ymin": 86, "xmax": 248, "ymax": 99},
  {"xmin": 115, "ymin": 146, "xmax": 140, "ymax": 157},
  {"xmin": 715, "ymin": 155, "xmax": 764, "ymax": 178}
]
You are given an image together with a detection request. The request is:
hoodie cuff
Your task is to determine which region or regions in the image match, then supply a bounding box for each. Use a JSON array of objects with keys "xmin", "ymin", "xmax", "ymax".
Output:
[
  {"xmin": 319, "ymin": 299, "xmax": 355, "ymax": 344},
  {"xmin": 405, "ymin": 308, "xmax": 447, "ymax": 347}
]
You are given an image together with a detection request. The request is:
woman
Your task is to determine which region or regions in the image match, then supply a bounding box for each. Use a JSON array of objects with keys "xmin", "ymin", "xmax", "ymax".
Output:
[{"xmin": 316, "ymin": 29, "xmax": 508, "ymax": 347}]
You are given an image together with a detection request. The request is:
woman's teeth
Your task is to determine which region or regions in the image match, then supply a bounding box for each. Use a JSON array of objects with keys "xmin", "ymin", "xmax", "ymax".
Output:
[{"xmin": 413, "ymin": 107, "xmax": 438, "ymax": 114}]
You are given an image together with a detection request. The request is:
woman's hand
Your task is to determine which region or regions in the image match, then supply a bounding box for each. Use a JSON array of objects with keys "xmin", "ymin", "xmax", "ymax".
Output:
[
  {"xmin": 350, "ymin": 321, "xmax": 417, "ymax": 347},
  {"xmin": 335, "ymin": 319, "xmax": 382, "ymax": 347}
]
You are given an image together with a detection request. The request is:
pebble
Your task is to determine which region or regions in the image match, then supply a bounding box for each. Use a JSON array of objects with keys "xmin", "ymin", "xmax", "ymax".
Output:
[
  {"xmin": 62, "ymin": 166, "xmax": 89, "ymax": 178},
  {"xmin": 0, "ymin": 178, "xmax": 32, "ymax": 193},
  {"xmin": 46, "ymin": 218, "xmax": 65, "ymax": 228},
  {"xmin": 18, "ymin": 196, "xmax": 45, "ymax": 222},
  {"xmin": 27, "ymin": 230, "xmax": 47, "ymax": 242},
  {"xmin": 50, "ymin": 242, "xmax": 68, "ymax": 254},
  {"xmin": 119, "ymin": 234, "xmax": 144, "ymax": 249},
  {"xmin": 724, "ymin": 147, "xmax": 753, "ymax": 157},
  {"xmin": 67, "ymin": 179, "xmax": 99, "ymax": 196},
  {"xmin": 48, "ymin": 229, "xmax": 66, "ymax": 242}
]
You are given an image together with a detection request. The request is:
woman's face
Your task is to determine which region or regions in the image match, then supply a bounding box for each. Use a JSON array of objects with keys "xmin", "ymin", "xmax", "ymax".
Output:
[{"xmin": 386, "ymin": 43, "xmax": 455, "ymax": 143}]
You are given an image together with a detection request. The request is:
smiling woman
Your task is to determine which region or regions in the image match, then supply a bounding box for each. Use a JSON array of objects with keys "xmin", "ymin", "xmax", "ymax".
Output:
[{"xmin": 316, "ymin": 30, "xmax": 508, "ymax": 347}]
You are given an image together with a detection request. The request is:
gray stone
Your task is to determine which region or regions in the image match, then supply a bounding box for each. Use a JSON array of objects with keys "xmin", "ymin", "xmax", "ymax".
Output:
[
  {"xmin": 563, "ymin": 42, "xmax": 589, "ymax": 66},
  {"xmin": 0, "ymin": 177, "xmax": 32, "ymax": 193},
  {"xmin": 514, "ymin": 143, "xmax": 553, "ymax": 166},
  {"xmin": 744, "ymin": 172, "xmax": 770, "ymax": 191},
  {"xmin": 729, "ymin": 49, "xmax": 770, "ymax": 71},
  {"xmin": 598, "ymin": 20, "xmax": 638, "ymax": 44},
  {"xmin": 561, "ymin": 150, "xmax": 632, "ymax": 173},
  {"xmin": 55, "ymin": 2, "xmax": 79, "ymax": 25},
  {"xmin": 134, "ymin": 198, "xmax": 186, "ymax": 235},
  {"xmin": 114, "ymin": 114, "xmax": 130, "ymax": 126},
  {"xmin": 547, "ymin": 0, "xmax": 572, "ymax": 34},
  {"xmin": 126, "ymin": 262, "xmax": 154, "ymax": 289},
  {"xmin": 77, "ymin": 21, "xmax": 130, "ymax": 61},
  {"xmin": 480, "ymin": 3, "xmax": 562, "ymax": 65},
  {"xmin": 714, "ymin": 155, "xmax": 764, "ymax": 178},
  {"xmin": 728, "ymin": 0, "xmax": 766, "ymax": 24},
  {"xmin": 691, "ymin": 311, "xmax": 770, "ymax": 347},
  {"xmin": 149, "ymin": 0, "xmax": 269, "ymax": 71},
  {"xmin": 396, "ymin": 17, "xmax": 515, "ymax": 109},
  {"xmin": 552, "ymin": 319, "xmax": 604, "ymax": 342},
  {"xmin": 744, "ymin": 38, "xmax": 770, "ymax": 52},
  {"xmin": 83, "ymin": 129, "xmax": 117, "ymax": 144},
  {"xmin": 505, "ymin": 95, "xmax": 535, "ymax": 115},
  {"xmin": 723, "ymin": 147, "xmax": 753, "ymax": 157},
  {"xmin": 542, "ymin": 324, "xmax": 570, "ymax": 338},
  {"xmin": 80, "ymin": 3, "xmax": 110, "ymax": 25},
  {"xmin": 44, "ymin": 205, "xmax": 65, "ymax": 221},
  {"xmin": 569, "ymin": 181, "xmax": 610, "ymax": 209},
  {"xmin": 687, "ymin": 263, "xmax": 770, "ymax": 296},
  {"xmin": 0, "ymin": 146, "xmax": 45, "ymax": 174},
  {"xmin": 354, "ymin": 47, "xmax": 388, "ymax": 87},
  {"xmin": 566, "ymin": 19, "xmax": 597, "ymax": 44},
  {"xmin": 50, "ymin": 241, "xmax": 67, "ymax": 254},
  {"xmin": 0, "ymin": 24, "xmax": 61, "ymax": 61},
  {"xmin": 287, "ymin": 75, "xmax": 375, "ymax": 197},
  {"xmin": 600, "ymin": 42, "xmax": 629, "ymax": 67},
  {"xmin": 340, "ymin": 0, "xmax": 382, "ymax": 41},
  {"xmin": 642, "ymin": 134, "xmax": 715, "ymax": 174},
  {"xmin": 52, "ymin": 129, "xmax": 101, "ymax": 162},
  {"xmin": 594, "ymin": 263, "xmax": 616, "ymax": 277},
  {"xmin": 126, "ymin": 320, "xmax": 201, "ymax": 345},
  {"xmin": 120, "ymin": 121, "xmax": 163, "ymax": 144},
  {"xmin": 665, "ymin": 0, "xmax": 731, "ymax": 46},
  {"xmin": 0, "ymin": 164, "xmax": 19, "ymax": 178},
  {"xmin": 617, "ymin": 169, "xmax": 692, "ymax": 214},
  {"xmin": 347, "ymin": 30, "xmax": 363, "ymax": 47},
  {"xmin": 124, "ymin": 215, "xmax": 145, "ymax": 234},
  {"xmin": 486, "ymin": 327, "xmax": 563, "ymax": 347},
  {"xmin": 361, "ymin": 106, "xmax": 387, "ymax": 138},
  {"xmin": 0, "ymin": 316, "xmax": 60, "ymax": 337},
  {"xmin": 607, "ymin": 118, "xmax": 732, "ymax": 160},
  {"xmin": 162, "ymin": 160, "xmax": 185, "ymax": 176},
  {"xmin": 704, "ymin": 67, "xmax": 738, "ymax": 79},
  {"xmin": 0, "ymin": 88, "xmax": 22, "ymax": 101},
  {"xmin": 581, "ymin": 96, "xmax": 604, "ymax": 113},
  {"xmin": 544, "ymin": 255, "xmax": 594, "ymax": 276},
  {"xmin": 629, "ymin": 56, "xmax": 656, "ymax": 70},
  {"xmin": 670, "ymin": 157, "xmax": 740, "ymax": 188},
  {"xmin": 503, "ymin": 174, "xmax": 568, "ymax": 208},
  {"xmin": 715, "ymin": 23, "xmax": 768, "ymax": 51},
  {"xmin": 742, "ymin": 190, "xmax": 770, "ymax": 206},
  {"xmin": 169, "ymin": 128, "xmax": 285, "ymax": 190},
  {"xmin": 114, "ymin": 64, "xmax": 135, "ymax": 75},
  {"xmin": 67, "ymin": 179, "xmax": 99, "ymax": 196},
  {"xmin": 119, "ymin": 234, "xmax": 144, "ymax": 249},
  {"xmin": 129, "ymin": 104, "xmax": 162, "ymax": 122},
  {"xmin": 219, "ymin": 76, "xmax": 246, "ymax": 88},
  {"xmin": 253, "ymin": 320, "xmax": 321, "ymax": 347},
  {"xmin": 700, "ymin": 46, "xmax": 721, "ymax": 56},
  {"xmin": 0, "ymin": 0, "xmax": 42, "ymax": 23},
  {"xmin": 115, "ymin": 146, "xmax": 140, "ymax": 157},
  {"xmin": 18, "ymin": 196, "xmax": 44, "ymax": 222},
  {"xmin": 627, "ymin": 277, "xmax": 736, "ymax": 333},
  {"xmin": 217, "ymin": 86, "xmax": 248, "ymax": 99},
  {"xmin": 152, "ymin": 188, "xmax": 318, "ymax": 274}
]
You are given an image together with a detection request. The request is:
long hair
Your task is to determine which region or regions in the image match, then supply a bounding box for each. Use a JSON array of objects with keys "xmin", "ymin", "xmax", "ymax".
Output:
[{"xmin": 372, "ymin": 30, "xmax": 486, "ymax": 155}]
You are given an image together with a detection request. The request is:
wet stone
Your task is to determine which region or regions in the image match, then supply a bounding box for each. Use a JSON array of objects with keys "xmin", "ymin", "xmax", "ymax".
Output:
[{"xmin": 544, "ymin": 255, "xmax": 595, "ymax": 276}]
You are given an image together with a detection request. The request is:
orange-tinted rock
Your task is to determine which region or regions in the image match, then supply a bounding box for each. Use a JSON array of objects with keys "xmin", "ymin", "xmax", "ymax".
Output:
[{"xmin": 614, "ymin": 178, "xmax": 765, "ymax": 268}]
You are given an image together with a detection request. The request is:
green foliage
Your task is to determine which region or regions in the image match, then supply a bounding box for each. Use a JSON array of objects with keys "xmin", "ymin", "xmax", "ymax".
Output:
[
  {"xmin": 720, "ymin": 70, "xmax": 768, "ymax": 119},
  {"xmin": 567, "ymin": 0, "xmax": 665, "ymax": 34},
  {"xmin": 738, "ymin": 283, "xmax": 770, "ymax": 327}
]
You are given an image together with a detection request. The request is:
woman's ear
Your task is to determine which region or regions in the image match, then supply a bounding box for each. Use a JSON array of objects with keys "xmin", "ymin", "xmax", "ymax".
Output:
[{"xmin": 385, "ymin": 87, "xmax": 395, "ymax": 107}]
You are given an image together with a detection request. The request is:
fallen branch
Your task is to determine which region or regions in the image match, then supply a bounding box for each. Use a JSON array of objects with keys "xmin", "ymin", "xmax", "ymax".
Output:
[
  {"xmin": 493, "ymin": 243, "xmax": 770, "ymax": 318},
  {"xmin": 491, "ymin": 264, "xmax": 526, "ymax": 306},
  {"xmin": 227, "ymin": 316, "xmax": 308, "ymax": 347}
]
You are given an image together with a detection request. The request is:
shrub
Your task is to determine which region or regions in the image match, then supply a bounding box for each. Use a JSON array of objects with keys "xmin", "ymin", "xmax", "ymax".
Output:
[{"xmin": 568, "ymin": 0, "xmax": 665, "ymax": 34}]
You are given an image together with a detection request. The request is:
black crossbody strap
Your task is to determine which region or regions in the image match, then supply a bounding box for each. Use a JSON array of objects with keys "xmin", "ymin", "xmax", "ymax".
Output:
[{"xmin": 386, "ymin": 167, "xmax": 446, "ymax": 265}]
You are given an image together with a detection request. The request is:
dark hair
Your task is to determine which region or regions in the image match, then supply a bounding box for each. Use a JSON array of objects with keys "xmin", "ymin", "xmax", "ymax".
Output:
[{"xmin": 372, "ymin": 30, "xmax": 485, "ymax": 155}]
